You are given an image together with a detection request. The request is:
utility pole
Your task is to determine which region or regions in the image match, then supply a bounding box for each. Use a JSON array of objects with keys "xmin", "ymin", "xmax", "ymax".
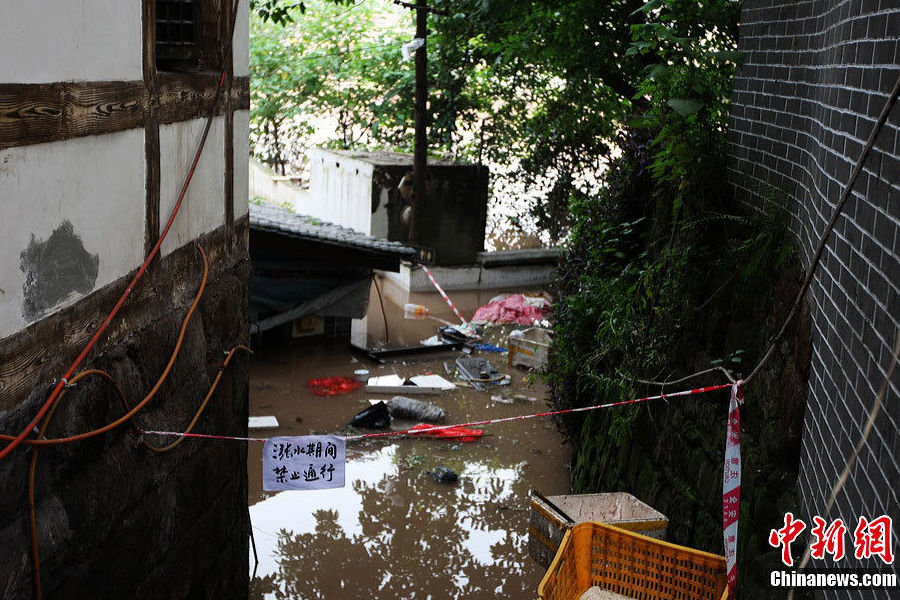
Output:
[{"xmin": 410, "ymin": 0, "xmax": 428, "ymax": 245}]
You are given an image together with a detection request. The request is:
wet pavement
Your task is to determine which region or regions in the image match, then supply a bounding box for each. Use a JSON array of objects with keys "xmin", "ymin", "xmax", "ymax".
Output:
[{"xmin": 248, "ymin": 283, "xmax": 570, "ymax": 599}]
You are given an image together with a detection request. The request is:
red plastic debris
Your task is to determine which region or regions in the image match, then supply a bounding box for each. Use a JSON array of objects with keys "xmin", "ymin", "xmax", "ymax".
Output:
[
  {"xmin": 307, "ymin": 377, "xmax": 361, "ymax": 397},
  {"xmin": 408, "ymin": 423, "xmax": 484, "ymax": 442},
  {"xmin": 471, "ymin": 294, "xmax": 550, "ymax": 325}
]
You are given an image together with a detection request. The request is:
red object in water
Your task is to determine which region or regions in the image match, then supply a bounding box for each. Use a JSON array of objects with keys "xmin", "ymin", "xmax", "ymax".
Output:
[
  {"xmin": 408, "ymin": 423, "xmax": 484, "ymax": 442},
  {"xmin": 307, "ymin": 377, "xmax": 361, "ymax": 397},
  {"xmin": 471, "ymin": 294, "xmax": 549, "ymax": 325}
]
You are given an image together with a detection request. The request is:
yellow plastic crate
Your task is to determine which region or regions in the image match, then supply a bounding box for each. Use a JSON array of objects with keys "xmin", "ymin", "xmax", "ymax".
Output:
[{"xmin": 538, "ymin": 522, "xmax": 728, "ymax": 600}]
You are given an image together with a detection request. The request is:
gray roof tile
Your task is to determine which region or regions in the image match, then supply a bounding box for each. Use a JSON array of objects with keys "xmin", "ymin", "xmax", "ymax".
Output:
[{"xmin": 249, "ymin": 202, "xmax": 416, "ymax": 259}]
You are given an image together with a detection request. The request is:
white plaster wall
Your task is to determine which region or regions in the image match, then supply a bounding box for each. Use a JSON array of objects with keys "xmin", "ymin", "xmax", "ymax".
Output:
[
  {"xmin": 0, "ymin": 130, "xmax": 146, "ymax": 339},
  {"xmin": 233, "ymin": 0, "xmax": 250, "ymax": 78},
  {"xmin": 159, "ymin": 118, "xmax": 226, "ymax": 256},
  {"xmin": 249, "ymin": 158, "xmax": 308, "ymax": 209},
  {"xmin": 380, "ymin": 262, "xmax": 558, "ymax": 296},
  {"xmin": 234, "ymin": 110, "xmax": 250, "ymax": 219},
  {"xmin": 307, "ymin": 149, "xmax": 375, "ymax": 233},
  {"xmin": 0, "ymin": 1, "xmax": 142, "ymax": 84}
]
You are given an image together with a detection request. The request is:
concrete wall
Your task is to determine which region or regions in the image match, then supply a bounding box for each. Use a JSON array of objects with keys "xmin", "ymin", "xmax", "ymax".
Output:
[
  {"xmin": 728, "ymin": 1, "xmax": 899, "ymax": 591},
  {"xmin": 307, "ymin": 149, "xmax": 377, "ymax": 235},
  {"xmin": 249, "ymin": 157, "xmax": 308, "ymax": 211},
  {"xmin": 307, "ymin": 149, "xmax": 489, "ymax": 265}
]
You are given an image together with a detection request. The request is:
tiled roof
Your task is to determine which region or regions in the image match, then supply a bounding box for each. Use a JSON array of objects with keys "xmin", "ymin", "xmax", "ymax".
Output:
[{"xmin": 249, "ymin": 201, "xmax": 415, "ymax": 259}]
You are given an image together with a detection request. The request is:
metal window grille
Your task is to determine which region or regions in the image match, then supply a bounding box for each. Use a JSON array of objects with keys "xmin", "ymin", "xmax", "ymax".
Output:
[{"xmin": 156, "ymin": 0, "xmax": 201, "ymax": 64}]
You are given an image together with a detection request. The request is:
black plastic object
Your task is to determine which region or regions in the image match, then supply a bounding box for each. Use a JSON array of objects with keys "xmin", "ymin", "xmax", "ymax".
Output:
[
  {"xmin": 349, "ymin": 401, "xmax": 391, "ymax": 429},
  {"xmin": 388, "ymin": 396, "xmax": 446, "ymax": 422},
  {"xmin": 439, "ymin": 326, "xmax": 470, "ymax": 344},
  {"xmin": 429, "ymin": 466, "xmax": 459, "ymax": 483}
]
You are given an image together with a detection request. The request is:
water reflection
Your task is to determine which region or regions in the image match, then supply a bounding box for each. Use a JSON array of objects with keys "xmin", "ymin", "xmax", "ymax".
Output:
[
  {"xmin": 248, "ymin": 280, "xmax": 570, "ymax": 599},
  {"xmin": 251, "ymin": 439, "xmax": 549, "ymax": 599}
]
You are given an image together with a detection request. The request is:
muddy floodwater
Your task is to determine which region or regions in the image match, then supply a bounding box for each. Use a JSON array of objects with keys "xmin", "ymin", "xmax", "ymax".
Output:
[{"xmin": 248, "ymin": 282, "xmax": 570, "ymax": 599}]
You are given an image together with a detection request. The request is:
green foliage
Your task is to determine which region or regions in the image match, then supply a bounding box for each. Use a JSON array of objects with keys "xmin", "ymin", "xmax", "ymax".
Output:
[
  {"xmin": 250, "ymin": 0, "xmax": 307, "ymax": 24},
  {"xmin": 546, "ymin": 0, "xmax": 752, "ymax": 447},
  {"xmin": 249, "ymin": 0, "xmax": 415, "ymax": 174},
  {"xmin": 627, "ymin": 1, "xmax": 742, "ymax": 210},
  {"xmin": 426, "ymin": 0, "xmax": 741, "ymax": 238},
  {"xmin": 249, "ymin": 0, "xmax": 356, "ymax": 24}
]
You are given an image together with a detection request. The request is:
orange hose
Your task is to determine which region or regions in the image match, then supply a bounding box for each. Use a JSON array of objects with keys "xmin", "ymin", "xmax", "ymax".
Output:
[
  {"xmin": 27, "ymin": 370, "xmax": 123, "ymax": 600},
  {"xmin": 0, "ymin": 246, "xmax": 208, "ymax": 447},
  {"xmin": 136, "ymin": 345, "xmax": 252, "ymax": 453}
]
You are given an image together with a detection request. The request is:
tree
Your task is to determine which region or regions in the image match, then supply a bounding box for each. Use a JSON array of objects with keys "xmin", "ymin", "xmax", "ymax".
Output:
[
  {"xmin": 426, "ymin": 0, "xmax": 741, "ymax": 239},
  {"xmin": 250, "ymin": 0, "xmax": 416, "ymax": 175}
]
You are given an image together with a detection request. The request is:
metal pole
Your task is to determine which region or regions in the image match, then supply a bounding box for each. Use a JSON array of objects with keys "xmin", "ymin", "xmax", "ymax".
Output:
[{"xmin": 411, "ymin": 0, "xmax": 427, "ymax": 244}]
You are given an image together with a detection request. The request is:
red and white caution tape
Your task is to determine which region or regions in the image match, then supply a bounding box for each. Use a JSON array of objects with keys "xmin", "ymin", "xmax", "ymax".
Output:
[
  {"xmin": 418, "ymin": 263, "xmax": 469, "ymax": 326},
  {"xmin": 722, "ymin": 381, "xmax": 743, "ymax": 597},
  {"xmin": 141, "ymin": 382, "xmax": 733, "ymax": 443},
  {"xmin": 142, "ymin": 430, "xmax": 268, "ymax": 442}
]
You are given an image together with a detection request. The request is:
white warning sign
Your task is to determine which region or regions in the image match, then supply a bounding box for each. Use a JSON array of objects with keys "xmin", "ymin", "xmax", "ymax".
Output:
[{"xmin": 263, "ymin": 435, "xmax": 346, "ymax": 491}]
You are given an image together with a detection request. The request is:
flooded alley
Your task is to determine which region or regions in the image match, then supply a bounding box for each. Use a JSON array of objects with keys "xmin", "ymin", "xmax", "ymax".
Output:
[{"xmin": 247, "ymin": 283, "xmax": 570, "ymax": 599}]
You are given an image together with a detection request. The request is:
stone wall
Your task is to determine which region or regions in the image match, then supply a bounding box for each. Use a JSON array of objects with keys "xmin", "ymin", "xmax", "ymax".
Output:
[
  {"xmin": 728, "ymin": 0, "xmax": 899, "ymax": 591},
  {"xmin": 0, "ymin": 223, "xmax": 250, "ymax": 599}
]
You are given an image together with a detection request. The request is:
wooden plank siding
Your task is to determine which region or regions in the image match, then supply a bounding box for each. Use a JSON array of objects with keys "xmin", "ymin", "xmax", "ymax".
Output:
[
  {"xmin": 143, "ymin": 0, "xmax": 162, "ymax": 257},
  {"xmin": 224, "ymin": 0, "xmax": 235, "ymax": 226},
  {"xmin": 0, "ymin": 76, "xmax": 249, "ymax": 151}
]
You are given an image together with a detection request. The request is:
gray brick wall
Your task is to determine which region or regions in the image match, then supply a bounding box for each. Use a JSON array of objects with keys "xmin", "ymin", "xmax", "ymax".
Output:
[{"xmin": 728, "ymin": 0, "xmax": 899, "ymax": 594}]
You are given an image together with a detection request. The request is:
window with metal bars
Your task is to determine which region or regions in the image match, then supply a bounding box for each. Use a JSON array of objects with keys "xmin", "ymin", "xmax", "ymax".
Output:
[{"xmin": 156, "ymin": 0, "xmax": 202, "ymax": 69}]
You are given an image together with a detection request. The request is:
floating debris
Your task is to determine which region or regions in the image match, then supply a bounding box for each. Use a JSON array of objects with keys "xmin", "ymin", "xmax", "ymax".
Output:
[
  {"xmin": 365, "ymin": 373, "xmax": 454, "ymax": 394},
  {"xmin": 248, "ymin": 416, "xmax": 279, "ymax": 430},
  {"xmin": 388, "ymin": 396, "xmax": 446, "ymax": 423},
  {"xmin": 308, "ymin": 377, "xmax": 361, "ymax": 396},
  {"xmin": 349, "ymin": 402, "xmax": 391, "ymax": 429},
  {"xmin": 428, "ymin": 466, "xmax": 459, "ymax": 483}
]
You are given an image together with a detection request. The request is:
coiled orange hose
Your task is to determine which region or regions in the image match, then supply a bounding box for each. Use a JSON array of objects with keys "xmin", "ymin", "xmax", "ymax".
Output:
[
  {"xmin": 0, "ymin": 245, "xmax": 208, "ymax": 447},
  {"xmin": 135, "ymin": 344, "xmax": 252, "ymax": 453}
]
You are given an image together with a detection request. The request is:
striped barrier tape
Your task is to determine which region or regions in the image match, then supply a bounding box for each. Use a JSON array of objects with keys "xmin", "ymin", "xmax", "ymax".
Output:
[
  {"xmin": 722, "ymin": 381, "xmax": 743, "ymax": 597},
  {"xmin": 418, "ymin": 263, "xmax": 468, "ymax": 326},
  {"xmin": 141, "ymin": 382, "xmax": 733, "ymax": 443}
]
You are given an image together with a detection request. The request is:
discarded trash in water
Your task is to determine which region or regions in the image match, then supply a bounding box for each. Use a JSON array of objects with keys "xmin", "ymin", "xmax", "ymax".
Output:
[
  {"xmin": 388, "ymin": 396, "xmax": 446, "ymax": 423},
  {"xmin": 455, "ymin": 357, "xmax": 507, "ymax": 391},
  {"xmin": 456, "ymin": 357, "xmax": 503, "ymax": 381},
  {"xmin": 428, "ymin": 466, "xmax": 459, "ymax": 483},
  {"xmin": 349, "ymin": 401, "xmax": 391, "ymax": 429},
  {"xmin": 472, "ymin": 342, "xmax": 507, "ymax": 353},
  {"xmin": 366, "ymin": 373, "xmax": 455, "ymax": 394},
  {"xmin": 490, "ymin": 395, "xmax": 514, "ymax": 404},
  {"xmin": 471, "ymin": 293, "xmax": 551, "ymax": 325},
  {"xmin": 408, "ymin": 423, "xmax": 484, "ymax": 442},
  {"xmin": 307, "ymin": 377, "xmax": 361, "ymax": 397},
  {"xmin": 353, "ymin": 369, "xmax": 370, "ymax": 383},
  {"xmin": 248, "ymin": 416, "xmax": 279, "ymax": 430},
  {"xmin": 507, "ymin": 327, "xmax": 552, "ymax": 369},
  {"xmin": 404, "ymin": 302, "xmax": 429, "ymax": 320},
  {"xmin": 439, "ymin": 325, "xmax": 476, "ymax": 343}
]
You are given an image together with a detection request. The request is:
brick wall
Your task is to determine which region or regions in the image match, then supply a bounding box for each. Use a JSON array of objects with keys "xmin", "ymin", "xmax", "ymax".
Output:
[{"xmin": 728, "ymin": 1, "xmax": 899, "ymax": 594}]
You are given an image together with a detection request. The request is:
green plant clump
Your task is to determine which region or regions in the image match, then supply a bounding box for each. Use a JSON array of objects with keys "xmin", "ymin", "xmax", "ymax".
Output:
[{"xmin": 546, "ymin": 3, "xmax": 810, "ymax": 597}]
